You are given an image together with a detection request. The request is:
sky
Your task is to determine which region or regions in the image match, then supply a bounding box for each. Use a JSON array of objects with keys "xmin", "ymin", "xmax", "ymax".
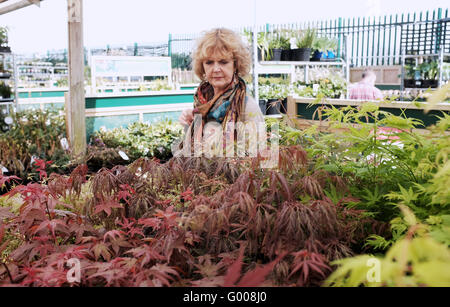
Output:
[{"xmin": 0, "ymin": 0, "xmax": 449, "ymax": 55}]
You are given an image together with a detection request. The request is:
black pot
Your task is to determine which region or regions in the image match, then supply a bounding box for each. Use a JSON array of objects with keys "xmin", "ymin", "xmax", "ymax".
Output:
[
  {"xmin": 258, "ymin": 99, "xmax": 267, "ymax": 115},
  {"xmin": 403, "ymin": 79, "xmax": 415, "ymax": 88},
  {"xmin": 311, "ymin": 50, "xmax": 324, "ymax": 61},
  {"xmin": 281, "ymin": 49, "xmax": 291, "ymax": 61},
  {"xmin": 0, "ymin": 46, "xmax": 11, "ymax": 53},
  {"xmin": 290, "ymin": 48, "xmax": 311, "ymax": 61},
  {"xmin": 257, "ymin": 48, "xmax": 262, "ymax": 62},
  {"xmin": 271, "ymin": 48, "xmax": 282, "ymax": 61},
  {"xmin": 266, "ymin": 99, "xmax": 281, "ymax": 115},
  {"xmin": 423, "ymin": 80, "xmax": 438, "ymax": 88},
  {"xmin": 280, "ymin": 98, "xmax": 287, "ymax": 114}
]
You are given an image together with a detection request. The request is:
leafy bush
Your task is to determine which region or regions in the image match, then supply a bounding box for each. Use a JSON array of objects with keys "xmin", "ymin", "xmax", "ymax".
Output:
[
  {"xmin": 295, "ymin": 28, "xmax": 317, "ymax": 49},
  {"xmin": 91, "ymin": 119, "xmax": 183, "ymax": 163},
  {"xmin": 0, "ymin": 107, "xmax": 70, "ymax": 180},
  {"xmin": 0, "ymin": 141, "xmax": 372, "ymax": 286},
  {"xmin": 294, "ymin": 74, "xmax": 347, "ymax": 99},
  {"xmin": 0, "ymin": 89, "xmax": 448, "ymax": 287},
  {"xmin": 324, "ymin": 206, "xmax": 450, "ymax": 286}
]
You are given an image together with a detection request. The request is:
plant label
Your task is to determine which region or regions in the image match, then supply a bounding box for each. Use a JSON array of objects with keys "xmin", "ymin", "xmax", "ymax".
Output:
[
  {"xmin": 118, "ymin": 150, "xmax": 129, "ymax": 161},
  {"xmin": 4, "ymin": 116, "xmax": 12, "ymax": 125}
]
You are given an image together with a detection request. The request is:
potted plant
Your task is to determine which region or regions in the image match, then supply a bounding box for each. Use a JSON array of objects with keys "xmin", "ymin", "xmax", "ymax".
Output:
[
  {"xmin": 311, "ymin": 36, "xmax": 329, "ymax": 61},
  {"xmin": 0, "ymin": 82, "xmax": 11, "ymax": 99},
  {"xmin": 403, "ymin": 64, "xmax": 416, "ymax": 88},
  {"xmin": 258, "ymin": 84, "xmax": 270, "ymax": 115},
  {"xmin": 268, "ymin": 31, "xmax": 290, "ymax": 62},
  {"xmin": 266, "ymin": 84, "xmax": 289, "ymax": 115},
  {"xmin": 312, "ymin": 36, "xmax": 338, "ymax": 61},
  {"xmin": 324, "ymin": 37, "xmax": 338, "ymax": 59},
  {"xmin": 291, "ymin": 28, "xmax": 316, "ymax": 61},
  {"xmin": 257, "ymin": 32, "xmax": 272, "ymax": 61},
  {"xmin": 420, "ymin": 60, "xmax": 439, "ymax": 88}
]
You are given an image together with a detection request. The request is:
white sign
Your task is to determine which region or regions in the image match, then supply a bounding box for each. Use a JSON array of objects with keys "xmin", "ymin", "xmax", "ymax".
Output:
[{"xmin": 91, "ymin": 56, "xmax": 172, "ymax": 93}]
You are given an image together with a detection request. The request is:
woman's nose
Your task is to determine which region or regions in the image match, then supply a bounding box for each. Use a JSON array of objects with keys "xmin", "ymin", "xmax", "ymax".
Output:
[{"xmin": 213, "ymin": 63, "xmax": 221, "ymax": 71}]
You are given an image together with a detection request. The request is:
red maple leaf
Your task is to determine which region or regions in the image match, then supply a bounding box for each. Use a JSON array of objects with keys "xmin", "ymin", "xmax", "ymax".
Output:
[
  {"xmin": 117, "ymin": 184, "xmax": 135, "ymax": 203},
  {"xmin": 138, "ymin": 217, "xmax": 161, "ymax": 230},
  {"xmin": 223, "ymin": 246, "xmax": 287, "ymax": 287},
  {"xmin": 0, "ymin": 174, "xmax": 21, "ymax": 187},
  {"xmin": 180, "ymin": 188, "xmax": 194, "ymax": 202},
  {"xmin": 103, "ymin": 229, "xmax": 125, "ymax": 242},
  {"xmin": 288, "ymin": 250, "xmax": 331, "ymax": 286},
  {"xmin": 34, "ymin": 219, "xmax": 69, "ymax": 238},
  {"xmin": 32, "ymin": 158, "xmax": 53, "ymax": 180},
  {"xmin": 94, "ymin": 200, "xmax": 123, "ymax": 216},
  {"xmin": 153, "ymin": 206, "xmax": 179, "ymax": 230}
]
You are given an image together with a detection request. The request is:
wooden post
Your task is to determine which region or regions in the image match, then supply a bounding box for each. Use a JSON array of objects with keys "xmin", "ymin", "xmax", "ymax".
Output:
[
  {"xmin": 67, "ymin": 0, "xmax": 86, "ymax": 158},
  {"xmin": 286, "ymin": 96, "xmax": 297, "ymax": 129}
]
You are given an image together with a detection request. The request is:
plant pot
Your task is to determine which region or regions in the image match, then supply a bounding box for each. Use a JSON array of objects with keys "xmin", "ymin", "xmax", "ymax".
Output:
[
  {"xmin": 0, "ymin": 46, "xmax": 11, "ymax": 53},
  {"xmin": 290, "ymin": 48, "xmax": 311, "ymax": 61},
  {"xmin": 311, "ymin": 50, "xmax": 324, "ymax": 61},
  {"xmin": 403, "ymin": 79, "xmax": 415, "ymax": 88},
  {"xmin": 258, "ymin": 99, "xmax": 267, "ymax": 115},
  {"xmin": 422, "ymin": 80, "xmax": 438, "ymax": 88},
  {"xmin": 271, "ymin": 48, "xmax": 282, "ymax": 61},
  {"xmin": 258, "ymin": 47, "xmax": 272, "ymax": 61},
  {"xmin": 281, "ymin": 49, "xmax": 291, "ymax": 61},
  {"xmin": 280, "ymin": 98, "xmax": 287, "ymax": 114},
  {"xmin": 266, "ymin": 99, "xmax": 281, "ymax": 115}
]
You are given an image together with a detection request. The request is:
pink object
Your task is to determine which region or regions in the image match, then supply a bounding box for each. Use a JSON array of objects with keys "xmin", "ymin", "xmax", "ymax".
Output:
[
  {"xmin": 349, "ymin": 80, "xmax": 384, "ymax": 100},
  {"xmin": 372, "ymin": 127, "xmax": 403, "ymax": 140}
]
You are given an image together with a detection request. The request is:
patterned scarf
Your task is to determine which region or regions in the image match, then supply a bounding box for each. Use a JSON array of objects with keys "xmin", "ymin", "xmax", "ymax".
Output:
[{"xmin": 179, "ymin": 75, "xmax": 247, "ymax": 155}]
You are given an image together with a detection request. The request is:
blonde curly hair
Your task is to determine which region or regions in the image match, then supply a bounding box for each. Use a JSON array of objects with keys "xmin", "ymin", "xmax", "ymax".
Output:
[{"xmin": 191, "ymin": 28, "xmax": 251, "ymax": 81}]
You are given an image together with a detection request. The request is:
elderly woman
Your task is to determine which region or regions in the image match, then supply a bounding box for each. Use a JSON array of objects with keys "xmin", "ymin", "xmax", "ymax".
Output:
[{"xmin": 178, "ymin": 28, "xmax": 264, "ymax": 157}]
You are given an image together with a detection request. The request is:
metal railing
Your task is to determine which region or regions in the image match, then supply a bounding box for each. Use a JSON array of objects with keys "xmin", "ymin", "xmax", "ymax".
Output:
[{"xmin": 168, "ymin": 8, "xmax": 449, "ymax": 68}]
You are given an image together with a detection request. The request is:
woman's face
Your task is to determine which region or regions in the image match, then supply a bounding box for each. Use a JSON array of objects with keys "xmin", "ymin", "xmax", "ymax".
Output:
[{"xmin": 203, "ymin": 53, "xmax": 235, "ymax": 93}]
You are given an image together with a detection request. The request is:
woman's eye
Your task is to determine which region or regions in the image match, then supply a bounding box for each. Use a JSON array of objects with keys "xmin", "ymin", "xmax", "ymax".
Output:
[
  {"xmin": 205, "ymin": 61, "xmax": 213, "ymax": 65},
  {"xmin": 220, "ymin": 60, "xmax": 229, "ymax": 65}
]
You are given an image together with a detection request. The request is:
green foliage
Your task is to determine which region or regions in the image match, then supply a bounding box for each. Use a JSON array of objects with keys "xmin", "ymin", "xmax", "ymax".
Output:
[
  {"xmin": 259, "ymin": 83, "xmax": 290, "ymax": 100},
  {"xmin": 294, "ymin": 74, "xmax": 347, "ymax": 99},
  {"xmin": 418, "ymin": 60, "xmax": 439, "ymax": 80},
  {"xmin": 313, "ymin": 36, "xmax": 338, "ymax": 52},
  {"xmin": 171, "ymin": 52, "xmax": 192, "ymax": 70},
  {"xmin": 55, "ymin": 78, "xmax": 68, "ymax": 87},
  {"xmin": 0, "ymin": 82, "xmax": 11, "ymax": 99},
  {"xmin": 295, "ymin": 28, "xmax": 317, "ymax": 49},
  {"xmin": 0, "ymin": 107, "xmax": 70, "ymax": 179},
  {"xmin": 91, "ymin": 119, "xmax": 183, "ymax": 162},
  {"xmin": 257, "ymin": 32, "xmax": 272, "ymax": 61},
  {"xmin": 324, "ymin": 206, "xmax": 450, "ymax": 287},
  {"xmin": 0, "ymin": 27, "xmax": 8, "ymax": 46},
  {"xmin": 268, "ymin": 31, "xmax": 291, "ymax": 50}
]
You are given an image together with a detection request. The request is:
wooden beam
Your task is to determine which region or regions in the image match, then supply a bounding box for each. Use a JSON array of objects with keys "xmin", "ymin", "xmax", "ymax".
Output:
[
  {"xmin": 67, "ymin": 0, "xmax": 86, "ymax": 158},
  {"xmin": 0, "ymin": 0, "xmax": 42, "ymax": 15}
]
